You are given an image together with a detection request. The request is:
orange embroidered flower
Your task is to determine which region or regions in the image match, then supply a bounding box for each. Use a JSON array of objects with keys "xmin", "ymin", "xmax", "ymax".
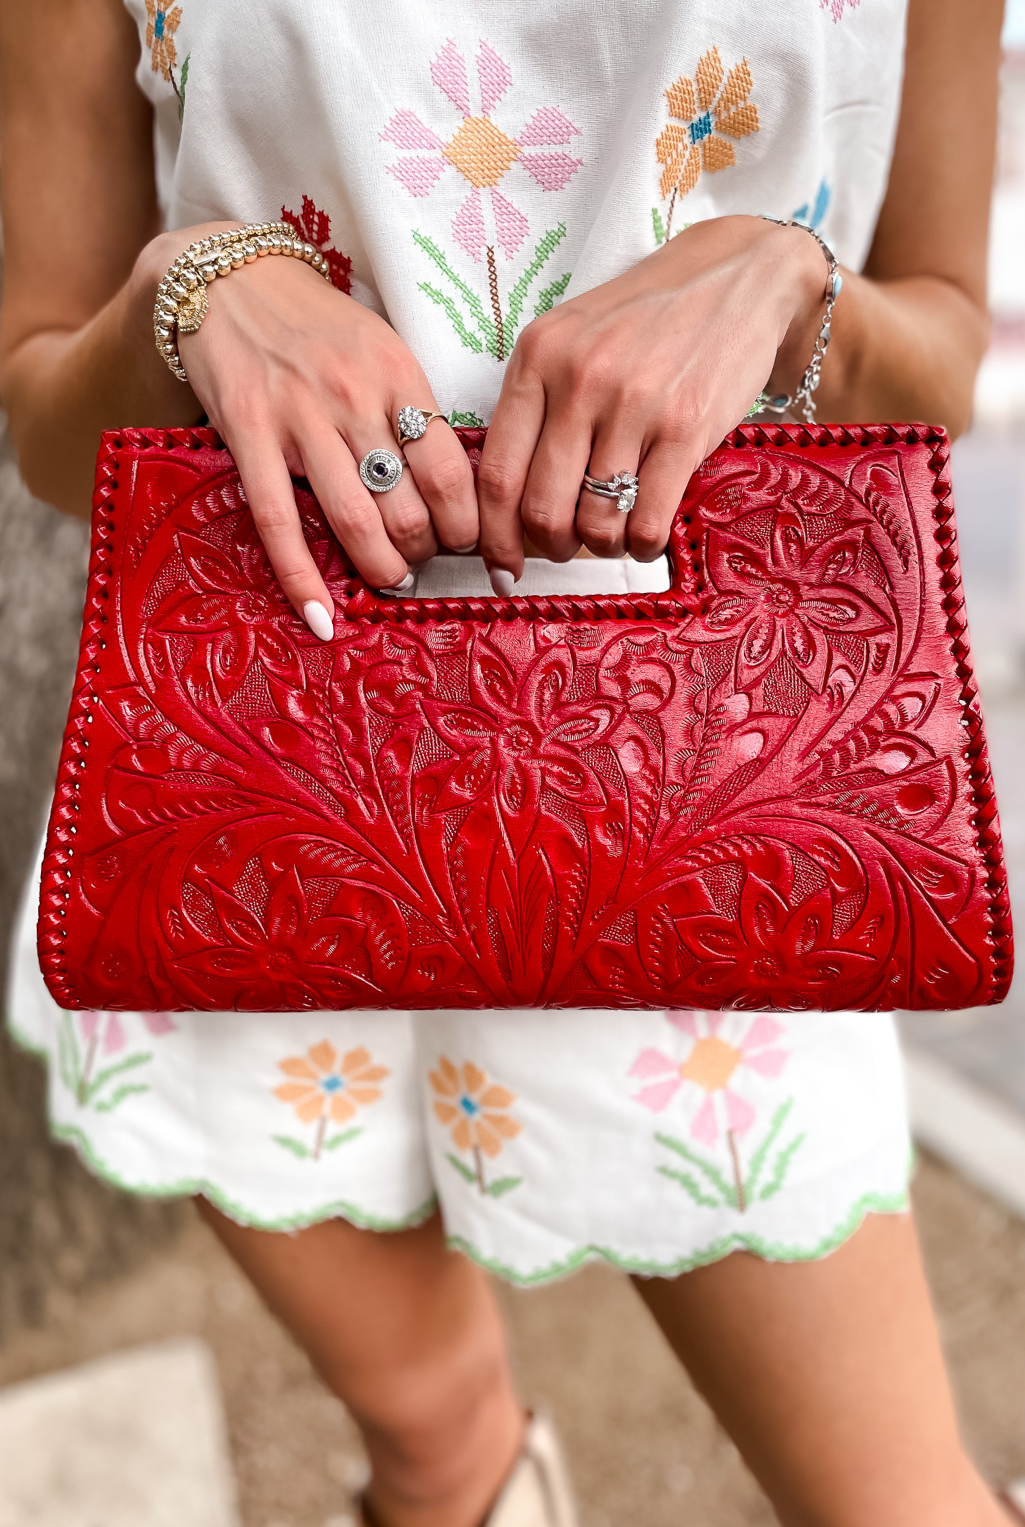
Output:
[
  {"xmin": 430, "ymin": 1057, "xmax": 520, "ymax": 1159},
  {"xmin": 144, "ymin": 0, "xmax": 182, "ymax": 81},
  {"xmin": 656, "ymin": 47, "xmax": 760, "ymax": 204},
  {"xmin": 274, "ymin": 1041, "xmax": 388, "ymax": 1125}
]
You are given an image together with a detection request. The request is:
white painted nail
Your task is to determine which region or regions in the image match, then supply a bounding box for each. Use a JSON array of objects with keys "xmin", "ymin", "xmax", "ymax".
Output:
[
  {"xmin": 377, "ymin": 572, "xmax": 416, "ymax": 597},
  {"xmin": 302, "ymin": 600, "xmax": 334, "ymax": 641},
  {"xmin": 451, "ymin": 542, "xmax": 478, "ymax": 554},
  {"xmin": 489, "ymin": 567, "xmax": 516, "ymax": 597}
]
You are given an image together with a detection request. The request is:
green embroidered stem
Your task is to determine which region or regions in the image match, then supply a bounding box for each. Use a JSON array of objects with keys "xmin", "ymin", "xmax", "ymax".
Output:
[
  {"xmin": 745, "ymin": 1098, "xmax": 794, "ymax": 1199},
  {"xmin": 655, "ymin": 1131, "xmax": 735, "ymax": 1205},
  {"xmin": 504, "ymin": 224, "xmax": 568, "ymax": 337},
  {"xmin": 83, "ymin": 1052, "xmax": 153, "ymax": 1107},
  {"xmin": 534, "ymin": 272, "xmax": 571, "ymax": 318},
  {"xmin": 726, "ymin": 1128, "xmax": 747, "ymax": 1213},
  {"xmin": 418, "ymin": 285, "xmax": 485, "ymax": 353},
  {"xmin": 446, "ymin": 1151, "xmax": 477, "ymax": 1185},
  {"xmin": 94, "ymin": 1083, "xmax": 150, "ymax": 1116},
  {"xmin": 485, "ymin": 1175, "xmax": 523, "ymax": 1199},
  {"xmin": 652, "ymin": 206, "xmax": 667, "ymax": 247},
  {"xmin": 448, "ymin": 410, "xmax": 486, "ymax": 427},
  {"xmin": 412, "ymin": 231, "xmax": 495, "ymax": 347},
  {"xmin": 759, "ymin": 1132, "xmax": 808, "ymax": 1203},
  {"xmin": 177, "ymin": 54, "xmax": 190, "ymax": 122},
  {"xmin": 656, "ymin": 1165, "xmax": 722, "ymax": 1208}
]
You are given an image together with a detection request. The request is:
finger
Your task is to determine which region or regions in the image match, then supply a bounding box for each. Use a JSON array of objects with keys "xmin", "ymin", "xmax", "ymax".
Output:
[
  {"xmin": 477, "ymin": 368, "xmax": 547, "ymax": 592},
  {"xmin": 341, "ymin": 421, "xmax": 438, "ymax": 568},
  {"xmin": 229, "ymin": 431, "xmax": 337, "ymax": 641},
  {"xmin": 518, "ymin": 404, "xmax": 592, "ymax": 563},
  {"xmin": 299, "ymin": 429, "xmax": 413, "ymax": 593},
  {"xmin": 626, "ymin": 438, "xmax": 703, "ymax": 564},
  {"xmin": 396, "ymin": 411, "xmax": 479, "ymax": 553},
  {"xmin": 574, "ymin": 428, "xmax": 644, "ymax": 560}
]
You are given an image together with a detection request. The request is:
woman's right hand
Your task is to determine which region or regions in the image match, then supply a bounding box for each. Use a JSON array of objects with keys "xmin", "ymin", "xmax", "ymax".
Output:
[{"xmin": 140, "ymin": 226, "xmax": 479, "ymax": 638}]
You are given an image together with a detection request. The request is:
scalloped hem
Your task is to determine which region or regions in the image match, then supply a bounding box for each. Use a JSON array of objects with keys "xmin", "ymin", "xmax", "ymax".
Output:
[
  {"xmin": 49, "ymin": 1121, "xmax": 439, "ymax": 1235},
  {"xmin": 446, "ymin": 1184, "xmax": 910, "ymax": 1286}
]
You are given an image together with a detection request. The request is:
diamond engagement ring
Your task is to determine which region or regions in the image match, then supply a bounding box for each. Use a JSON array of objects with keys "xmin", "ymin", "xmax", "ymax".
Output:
[
  {"xmin": 396, "ymin": 406, "xmax": 447, "ymax": 448},
  {"xmin": 582, "ymin": 471, "xmax": 639, "ymax": 514},
  {"xmin": 360, "ymin": 448, "xmax": 404, "ymax": 493}
]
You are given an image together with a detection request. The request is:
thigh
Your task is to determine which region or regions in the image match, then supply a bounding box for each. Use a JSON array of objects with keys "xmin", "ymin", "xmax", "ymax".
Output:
[
  {"xmin": 197, "ymin": 1203, "xmax": 502, "ymax": 1403},
  {"xmin": 634, "ymin": 1212, "xmax": 1006, "ymax": 1527}
]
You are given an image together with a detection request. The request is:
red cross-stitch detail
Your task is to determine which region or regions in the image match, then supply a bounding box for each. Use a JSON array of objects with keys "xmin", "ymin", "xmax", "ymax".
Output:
[{"xmin": 281, "ymin": 195, "xmax": 353, "ymax": 294}]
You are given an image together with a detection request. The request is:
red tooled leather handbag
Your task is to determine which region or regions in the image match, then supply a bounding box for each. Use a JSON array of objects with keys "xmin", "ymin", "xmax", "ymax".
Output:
[{"xmin": 38, "ymin": 423, "xmax": 1012, "ymax": 1012}]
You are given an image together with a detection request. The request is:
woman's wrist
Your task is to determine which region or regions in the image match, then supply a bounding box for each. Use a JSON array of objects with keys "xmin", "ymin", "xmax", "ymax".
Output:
[{"xmin": 760, "ymin": 224, "xmax": 838, "ymax": 405}]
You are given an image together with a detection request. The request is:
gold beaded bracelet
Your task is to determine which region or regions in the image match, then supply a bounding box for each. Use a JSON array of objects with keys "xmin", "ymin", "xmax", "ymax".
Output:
[{"xmin": 152, "ymin": 221, "xmax": 334, "ymax": 383}]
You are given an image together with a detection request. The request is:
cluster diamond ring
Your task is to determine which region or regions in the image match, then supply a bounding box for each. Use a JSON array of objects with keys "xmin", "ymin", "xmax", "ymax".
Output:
[
  {"xmin": 396, "ymin": 406, "xmax": 447, "ymax": 448},
  {"xmin": 582, "ymin": 471, "xmax": 639, "ymax": 515},
  {"xmin": 360, "ymin": 448, "xmax": 404, "ymax": 493}
]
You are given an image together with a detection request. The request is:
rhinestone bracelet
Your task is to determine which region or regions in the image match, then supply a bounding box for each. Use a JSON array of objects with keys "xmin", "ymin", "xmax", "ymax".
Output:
[
  {"xmin": 754, "ymin": 217, "xmax": 843, "ymax": 424},
  {"xmin": 153, "ymin": 221, "xmax": 333, "ymax": 383}
]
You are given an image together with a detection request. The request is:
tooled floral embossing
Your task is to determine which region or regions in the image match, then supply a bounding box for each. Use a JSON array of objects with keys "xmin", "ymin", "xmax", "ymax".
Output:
[
  {"xmin": 42, "ymin": 427, "xmax": 1012, "ymax": 1013},
  {"xmin": 690, "ymin": 517, "xmax": 892, "ymax": 693}
]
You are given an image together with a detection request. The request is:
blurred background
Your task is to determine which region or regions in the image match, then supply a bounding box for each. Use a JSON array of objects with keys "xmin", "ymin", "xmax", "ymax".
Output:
[{"xmin": 2, "ymin": 10, "xmax": 1025, "ymax": 1527}]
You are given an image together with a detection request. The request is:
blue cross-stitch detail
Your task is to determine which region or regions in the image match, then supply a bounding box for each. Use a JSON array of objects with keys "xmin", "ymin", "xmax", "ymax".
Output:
[
  {"xmin": 792, "ymin": 179, "xmax": 832, "ymax": 231},
  {"xmin": 459, "ymin": 1095, "xmax": 480, "ymax": 1117},
  {"xmin": 154, "ymin": 10, "xmax": 165, "ymax": 37},
  {"xmin": 320, "ymin": 1075, "xmax": 345, "ymax": 1094},
  {"xmin": 689, "ymin": 112, "xmax": 713, "ymax": 145}
]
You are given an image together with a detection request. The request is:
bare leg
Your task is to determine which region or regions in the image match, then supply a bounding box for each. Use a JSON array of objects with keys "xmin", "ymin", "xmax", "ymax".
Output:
[
  {"xmin": 635, "ymin": 1212, "xmax": 1010, "ymax": 1527},
  {"xmin": 197, "ymin": 1201, "xmax": 524, "ymax": 1527}
]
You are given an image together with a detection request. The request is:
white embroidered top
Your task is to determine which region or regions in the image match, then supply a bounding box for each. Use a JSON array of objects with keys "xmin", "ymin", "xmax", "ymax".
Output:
[{"xmin": 126, "ymin": 0, "xmax": 908, "ymax": 420}]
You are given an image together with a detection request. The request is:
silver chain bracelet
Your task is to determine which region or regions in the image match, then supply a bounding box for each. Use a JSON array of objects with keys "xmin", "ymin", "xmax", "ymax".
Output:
[
  {"xmin": 753, "ymin": 216, "xmax": 843, "ymax": 424},
  {"xmin": 153, "ymin": 221, "xmax": 333, "ymax": 384}
]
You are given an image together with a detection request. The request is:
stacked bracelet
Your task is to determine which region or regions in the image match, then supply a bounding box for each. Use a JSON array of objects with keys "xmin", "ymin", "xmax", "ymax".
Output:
[
  {"xmin": 153, "ymin": 221, "xmax": 334, "ymax": 383},
  {"xmin": 754, "ymin": 216, "xmax": 843, "ymax": 424}
]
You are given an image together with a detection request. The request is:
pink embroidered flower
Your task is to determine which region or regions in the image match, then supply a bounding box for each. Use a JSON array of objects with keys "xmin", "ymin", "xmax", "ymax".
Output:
[
  {"xmin": 80, "ymin": 1010, "xmax": 127, "ymax": 1056},
  {"xmin": 820, "ymin": 0, "xmax": 859, "ymax": 19},
  {"xmin": 629, "ymin": 1011, "xmax": 789, "ymax": 1146},
  {"xmin": 382, "ymin": 39, "xmax": 582, "ymax": 263},
  {"xmin": 78, "ymin": 1009, "xmax": 176, "ymax": 1054}
]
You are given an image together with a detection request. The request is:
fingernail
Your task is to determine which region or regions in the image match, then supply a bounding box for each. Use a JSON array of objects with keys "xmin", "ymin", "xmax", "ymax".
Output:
[
  {"xmin": 489, "ymin": 568, "xmax": 516, "ymax": 597},
  {"xmin": 377, "ymin": 572, "xmax": 416, "ymax": 598},
  {"xmin": 452, "ymin": 542, "xmax": 478, "ymax": 555},
  {"xmin": 302, "ymin": 600, "xmax": 334, "ymax": 641}
]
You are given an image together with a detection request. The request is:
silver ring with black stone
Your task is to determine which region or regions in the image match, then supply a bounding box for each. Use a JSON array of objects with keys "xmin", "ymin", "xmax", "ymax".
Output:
[{"xmin": 360, "ymin": 448, "xmax": 404, "ymax": 493}]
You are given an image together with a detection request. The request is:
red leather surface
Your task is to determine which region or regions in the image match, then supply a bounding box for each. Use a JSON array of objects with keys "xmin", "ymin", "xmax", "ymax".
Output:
[{"xmin": 39, "ymin": 423, "xmax": 1012, "ymax": 1011}]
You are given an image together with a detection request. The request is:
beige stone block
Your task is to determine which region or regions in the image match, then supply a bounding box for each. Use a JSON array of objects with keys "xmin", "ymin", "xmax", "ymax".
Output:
[{"xmin": 0, "ymin": 1338, "xmax": 239, "ymax": 1527}]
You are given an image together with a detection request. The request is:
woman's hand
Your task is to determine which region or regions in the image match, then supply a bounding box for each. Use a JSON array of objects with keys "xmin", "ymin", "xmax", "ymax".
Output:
[
  {"xmin": 477, "ymin": 216, "xmax": 829, "ymax": 589},
  {"xmin": 143, "ymin": 226, "xmax": 479, "ymax": 637}
]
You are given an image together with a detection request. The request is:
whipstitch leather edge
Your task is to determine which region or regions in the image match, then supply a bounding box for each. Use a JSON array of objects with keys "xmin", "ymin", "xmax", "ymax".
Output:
[{"xmin": 36, "ymin": 427, "xmax": 231, "ymax": 1008}]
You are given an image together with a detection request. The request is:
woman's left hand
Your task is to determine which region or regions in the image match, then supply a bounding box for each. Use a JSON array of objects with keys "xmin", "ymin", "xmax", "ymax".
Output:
[{"xmin": 477, "ymin": 215, "xmax": 831, "ymax": 589}]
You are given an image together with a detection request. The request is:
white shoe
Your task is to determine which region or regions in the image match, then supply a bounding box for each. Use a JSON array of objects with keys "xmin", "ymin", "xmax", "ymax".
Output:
[
  {"xmin": 485, "ymin": 1413, "xmax": 578, "ymax": 1527},
  {"xmin": 357, "ymin": 1412, "xmax": 577, "ymax": 1527}
]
